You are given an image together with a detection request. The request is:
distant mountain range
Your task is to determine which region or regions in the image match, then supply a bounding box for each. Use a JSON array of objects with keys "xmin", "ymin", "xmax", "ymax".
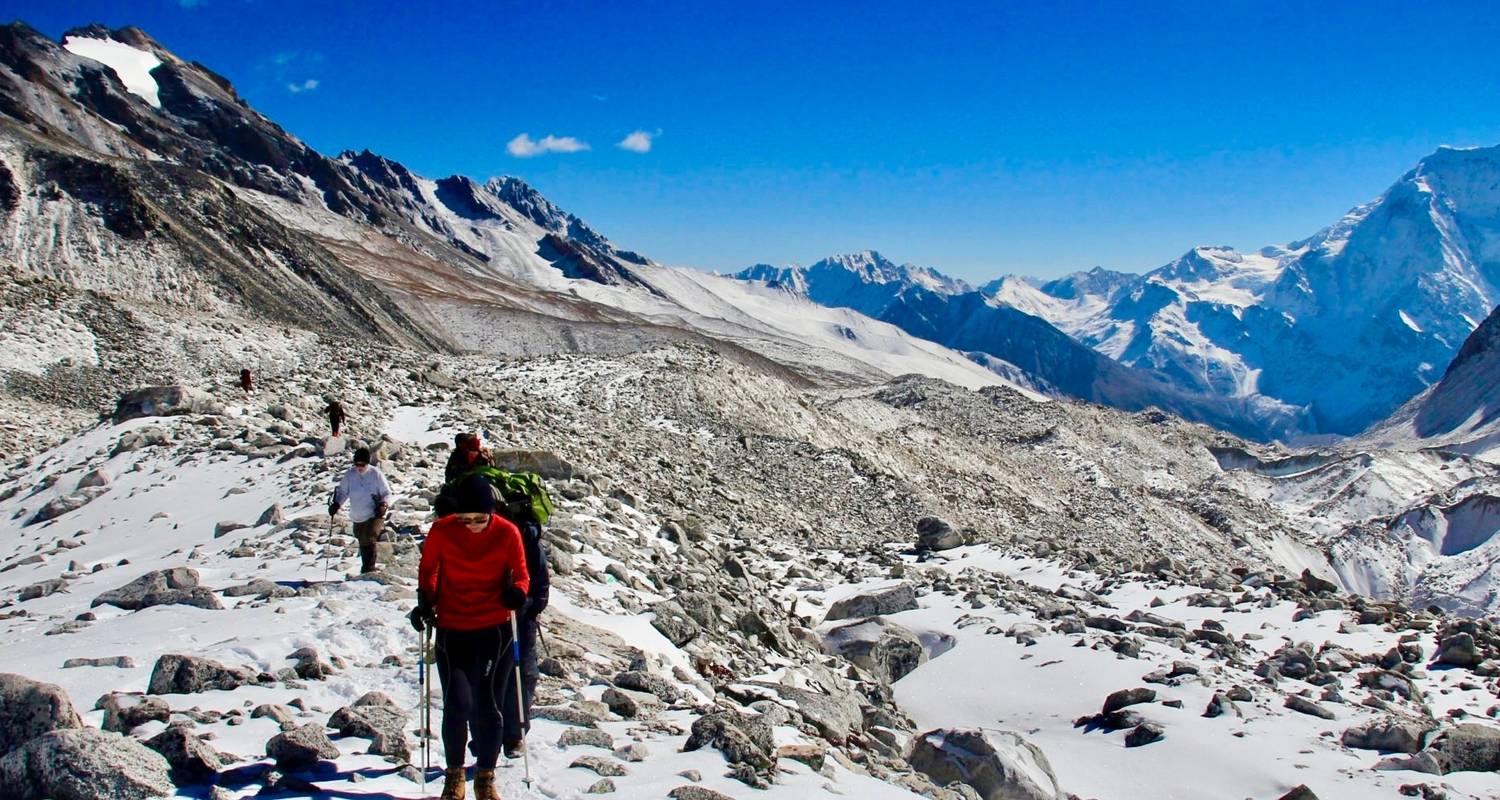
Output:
[
  {"xmin": 740, "ymin": 145, "xmax": 1500, "ymax": 441},
  {"xmin": 3, "ymin": 21, "xmax": 1497, "ymax": 446}
]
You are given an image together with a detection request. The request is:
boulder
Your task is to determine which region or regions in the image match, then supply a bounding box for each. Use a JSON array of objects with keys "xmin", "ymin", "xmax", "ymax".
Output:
[
  {"xmin": 491, "ymin": 449, "xmax": 576, "ymax": 480},
  {"xmin": 0, "ymin": 674, "xmax": 83, "ymax": 757},
  {"xmin": 255, "ymin": 504, "xmax": 285, "ymax": 527},
  {"xmin": 1124, "ymin": 722, "xmax": 1165, "ymax": 747},
  {"xmin": 600, "ymin": 687, "xmax": 662, "ymax": 719},
  {"xmin": 740, "ymin": 680, "xmax": 863, "ymax": 745},
  {"xmin": 908, "ymin": 728, "xmax": 1062, "ymax": 800},
  {"xmin": 145, "ymin": 726, "xmax": 222, "ymax": 783},
  {"xmin": 0, "ymin": 727, "xmax": 173, "ymax": 800},
  {"xmin": 265, "ymin": 723, "xmax": 339, "ymax": 769},
  {"xmin": 1285, "ymin": 695, "xmax": 1335, "ymax": 720},
  {"xmin": 612, "ymin": 671, "xmax": 685, "ymax": 704},
  {"xmin": 650, "ymin": 601, "xmax": 700, "ymax": 646},
  {"xmin": 1277, "ymin": 787, "xmax": 1320, "ymax": 800},
  {"xmin": 92, "ymin": 568, "xmax": 214, "ymax": 611},
  {"xmin": 1434, "ymin": 633, "xmax": 1483, "ymax": 669},
  {"xmin": 1102, "ymin": 688, "xmax": 1156, "ymax": 714},
  {"xmin": 1341, "ymin": 718, "xmax": 1433, "ymax": 754},
  {"xmin": 112, "ymin": 386, "xmax": 222, "ymax": 423},
  {"xmin": 27, "ymin": 491, "xmax": 104, "ymax": 525},
  {"xmin": 76, "ymin": 469, "xmax": 111, "ymax": 489},
  {"xmin": 61, "ymin": 656, "xmax": 134, "ymax": 669},
  {"xmin": 328, "ymin": 704, "xmax": 407, "ymax": 743},
  {"xmin": 683, "ymin": 711, "xmax": 775, "ymax": 770},
  {"xmin": 668, "ymin": 787, "xmax": 735, "ymax": 800},
  {"xmin": 916, "ymin": 516, "xmax": 965, "ymax": 551},
  {"xmin": 1426, "ymin": 723, "xmax": 1500, "ymax": 773},
  {"xmin": 559, "ymin": 728, "xmax": 615, "ymax": 749},
  {"xmin": 96, "ymin": 692, "xmax": 170, "ymax": 734},
  {"xmin": 822, "ymin": 617, "xmax": 928, "ymax": 684},
  {"xmin": 824, "ymin": 582, "xmax": 918, "ymax": 622},
  {"xmin": 147, "ymin": 654, "xmax": 258, "ymax": 695}
]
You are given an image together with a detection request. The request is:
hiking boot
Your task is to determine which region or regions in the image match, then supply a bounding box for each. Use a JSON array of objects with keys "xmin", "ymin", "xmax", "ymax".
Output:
[
  {"xmin": 358, "ymin": 543, "xmax": 376, "ymax": 573},
  {"xmin": 440, "ymin": 767, "xmax": 466, "ymax": 800},
  {"xmin": 473, "ymin": 768, "xmax": 499, "ymax": 800},
  {"xmin": 503, "ymin": 738, "xmax": 524, "ymax": 759}
]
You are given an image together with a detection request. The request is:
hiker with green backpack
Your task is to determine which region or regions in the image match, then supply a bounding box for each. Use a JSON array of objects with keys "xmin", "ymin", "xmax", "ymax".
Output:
[{"xmin": 435, "ymin": 433, "xmax": 553, "ymax": 760}]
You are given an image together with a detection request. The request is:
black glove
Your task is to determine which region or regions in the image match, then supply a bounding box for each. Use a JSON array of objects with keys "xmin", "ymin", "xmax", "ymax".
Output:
[
  {"xmin": 499, "ymin": 583, "xmax": 527, "ymax": 611},
  {"xmin": 408, "ymin": 603, "xmax": 436, "ymax": 632},
  {"xmin": 374, "ymin": 502, "xmax": 389, "ymax": 518},
  {"xmin": 328, "ymin": 502, "xmax": 339, "ymax": 518}
]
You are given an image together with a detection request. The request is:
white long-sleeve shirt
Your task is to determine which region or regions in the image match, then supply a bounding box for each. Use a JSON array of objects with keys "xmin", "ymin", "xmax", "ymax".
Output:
[{"xmin": 332, "ymin": 465, "xmax": 393, "ymax": 523}]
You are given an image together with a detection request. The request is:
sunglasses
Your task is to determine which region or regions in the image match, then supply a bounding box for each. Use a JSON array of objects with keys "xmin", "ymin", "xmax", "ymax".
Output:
[{"xmin": 456, "ymin": 513, "xmax": 489, "ymax": 527}]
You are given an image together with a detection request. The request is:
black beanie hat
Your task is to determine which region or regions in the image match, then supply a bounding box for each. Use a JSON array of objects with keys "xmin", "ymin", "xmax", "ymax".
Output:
[
  {"xmin": 353, "ymin": 447, "xmax": 371, "ymax": 465},
  {"xmin": 451, "ymin": 474, "xmax": 495, "ymax": 515}
]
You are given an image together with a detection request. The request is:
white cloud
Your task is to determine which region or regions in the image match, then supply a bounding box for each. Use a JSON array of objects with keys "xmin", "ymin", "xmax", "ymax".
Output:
[
  {"xmin": 286, "ymin": 78, "xmax": 319, "ymax": 93},
  {"xmin": 507, "ymin": 133, "xmax": 591, "ymax": 158},
  {"xmin": 616, "ymin": 129, "xmax": 657, "ymax": 153}
]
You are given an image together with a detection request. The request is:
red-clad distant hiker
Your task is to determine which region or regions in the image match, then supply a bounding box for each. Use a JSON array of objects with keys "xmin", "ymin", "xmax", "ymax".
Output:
[
  {"xmin": 325, "ymin": 398, "xmax": 346, "ymax": 437},
  {"xmin": 239, "ymin": 368, "xmax": 253, "ymax": 395},
  {"xmin": 328, "ymin": 447, "xmax": 393, "ymax": 574},
  {"xmin": 409, "ymin": 474, "xmax": 530, "ymax": 800}
]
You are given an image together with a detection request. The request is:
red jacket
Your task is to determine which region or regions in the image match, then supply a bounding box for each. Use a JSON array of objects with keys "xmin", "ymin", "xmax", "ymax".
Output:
[{"xmin": 418, "ymin": 513, "xmax": 530, "ymax": 631}]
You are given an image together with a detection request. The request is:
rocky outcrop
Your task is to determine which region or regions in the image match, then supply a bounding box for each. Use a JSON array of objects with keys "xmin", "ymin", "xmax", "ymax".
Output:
[
  {"xmin": 824, "ymin": 583, "xmax": 918, "ymax": 622},
  {"xmin": 0, "ymin": 727, "xmax": 173, "ymax": 800},
  {"xmin": 822, "ymin": 617, "xmax": 928, "ymax": 684},
  {"xmin": 111, "ymin": 386, "xmax": 222, "ymax": 423},
  {"xmin": 0, "ymin": 674, "xmax": 83, "ymax": 757},
  {"xmin": 908, "ymin": 728, "xmax": 1062, "ymax": 800},
  {"xmin": 146, "ymin": 654, "xmax": 259, "ymax": 695},
  {"xmin": 266, "ymin": 723, "xmax": 340, "ymax": 769},
  {"xmin": 91, "ymin": 568, "xmax": 220, "ymax": 611}
]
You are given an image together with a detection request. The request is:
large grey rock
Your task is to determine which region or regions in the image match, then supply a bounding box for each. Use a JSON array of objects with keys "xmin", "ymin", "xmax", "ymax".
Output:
[
  {"xmin": 491, "ymin": 449, "xmax": 576, "ymax": 480},
  {"xmin": 650, "ymin": 600, "xmax": 701, "ymax": 646},
  {"xmin": 27, "ymin": 490, "xmax": 106, "ymax": 525},
  {"xmin": 1102, "ymin": 687, "xmax": 1156, "ymax": 714},
  {"xmin": 1341, "ymin": 717, "xmax": 1434, "ymax": 753},
  {"xmin": 113, "ymin": 386, "xmax": 223, "ymax": 423},
  {"xmin": 740, "ymin": 681, "xmax": 863, "ymax": 745},
  {"xmin": 612, "ymin": 670, "xmax": 685, "ymax": 704},
  {"xmin": 147, "ymin": 654, "xmax": 258, "ymax": 695},
  {"xmin": 916, "ymin": 516, "xmax": 964, "ymax": 551},
  {"xmin": 1426, "ymin": 723, "xmax": 1500, "ymax": 773},
  {"xmin": 145, "ymin": 726, "xmax": 222, "ymax": 783},
  {"xmin": 908, "ymin": 728, "xmax": 1062, "ymax": 800},
  {"xmin": 824, "ymin": 582, "xmax": 918, "ymax": 622},
  {"xmin": 822, "ymin": 617, "xmax": 928, "ymax": 684},
  {"xmin": 92, "ymin": 568, "xmax": 219, "ymax": 611},
  {"xmin": 329, "ymin": 704, "xmax": 407, "ymax": 742},
  {"xmin": 266, "ymin": 723, "xmax": 340, "ymax": 769},
  {"xmin": 97, "ymin": 692, "xmax": 170, "ymax": 734},
  {"xmin": 683, "ymin": 711, "xmax": 775, "ymax": 770},
  {"xmin": 1434, "ymin": 633, "xmax": 1483, "ymax": 669},
  {"xmin": 0, "ymin": 727, "xmax": 173, "ymax": 800},
  {"xmin": 0, "ymin": 674, "xmax": 83, "ymax": 757}
]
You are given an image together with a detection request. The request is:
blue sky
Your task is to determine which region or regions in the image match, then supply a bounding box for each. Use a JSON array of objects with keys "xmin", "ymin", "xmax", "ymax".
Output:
[{"xmin": 18, "ymin": 0, "xmax": 1500, "ymax": 280}]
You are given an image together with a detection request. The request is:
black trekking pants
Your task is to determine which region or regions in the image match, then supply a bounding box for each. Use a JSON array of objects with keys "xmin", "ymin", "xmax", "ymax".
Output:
[
  {"xmin": 502, "ymin": 617, "xmax": 539, "ymax": 742},
  {"xmin": 435, "ymin": 624, "xmax": 516, "ymax": 770}
]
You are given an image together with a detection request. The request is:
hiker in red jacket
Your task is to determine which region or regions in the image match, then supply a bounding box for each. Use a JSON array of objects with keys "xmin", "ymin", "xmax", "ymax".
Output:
[{"xmin": 410, "ymin": 474, "xmax": 530, "ymax": 800}]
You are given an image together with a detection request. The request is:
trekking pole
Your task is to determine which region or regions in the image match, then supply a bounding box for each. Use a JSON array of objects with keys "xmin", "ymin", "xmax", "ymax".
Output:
[
  {"xmin": 537, "ymin": 618, "xmax": 553, "ymax": 660},
  {"xmin": 508, "ymin": 613, "xmax": 531, "ymax": 787},
  {"xmin": 418, "ymin": 627, "xmax": 427, "ymax": 796},
  {"xmin": 423, "ymin": 626, "xmax": 434, "ymax": 790},
  {"xmin": 323, "ymin": 512, "xmax": 334, "ymax": 583}
]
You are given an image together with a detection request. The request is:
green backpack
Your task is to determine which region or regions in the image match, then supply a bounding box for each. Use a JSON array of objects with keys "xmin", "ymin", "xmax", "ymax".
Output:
[{"xmin": 455, "ymin": 465, "xmax": 554, "ymax": 526}]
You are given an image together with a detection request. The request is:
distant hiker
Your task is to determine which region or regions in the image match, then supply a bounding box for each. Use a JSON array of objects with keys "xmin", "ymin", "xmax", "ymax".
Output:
[
  {"xmin": 325, "ymin": 399, "xmax": 346, "ymax": 437},
  {"xmin": 328, "ymin": 447, "xmax": 393, "ymax": 574},
  {"xmin": 409, "ymin": 474, "xmax": 530, "ymax": 800},
  {"xmin": 443, "ymin": 432, "xmax": 490, "ymax": 484},
  {"xmin": 502, "ymin": 511, "xmax": 550, "ymax": 758},
  {"xmin": 239, "ymin": 368, "xmax": 253, "ymax": 395}
]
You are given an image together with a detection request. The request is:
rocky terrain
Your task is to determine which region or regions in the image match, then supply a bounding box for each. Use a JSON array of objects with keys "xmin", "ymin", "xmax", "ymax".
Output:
[{"xmin": 0, "ymin": 19, "xmax": 1497, "ymax": 800}]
